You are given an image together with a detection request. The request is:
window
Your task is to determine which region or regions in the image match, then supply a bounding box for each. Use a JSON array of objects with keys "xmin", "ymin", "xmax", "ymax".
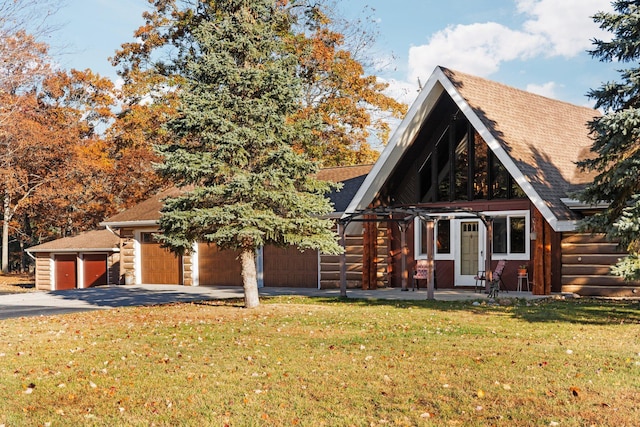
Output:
[
  {"xmin": 416, "ymin": 218, "xmax": 451, "ymax": 259},
  {"xmin": 492, "ymin": 215, "xmax": 527, "ymax": 255},
  {"xmin": 141, "ymin": 232, "xmax": 159, "ymax": 243},
  {"xmin": 436, "ymin": 219, "xmax": 451, "ymax": 254}
]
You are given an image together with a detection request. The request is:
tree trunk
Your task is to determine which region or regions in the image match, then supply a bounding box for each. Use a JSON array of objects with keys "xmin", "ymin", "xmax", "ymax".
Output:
[
  {"xmin": 240, "ymin": 248, "xmax": 260, "ymax": 308},
  {"xmin": 2, "ymin": 192, "xmax": 10, "ymax": 273}
]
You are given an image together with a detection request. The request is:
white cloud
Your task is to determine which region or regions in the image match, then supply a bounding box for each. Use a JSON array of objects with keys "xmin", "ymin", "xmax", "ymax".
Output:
[
  {"xmin": 525, "ymin": 81, "xmax": 560, "ymax": 98},
  {"xmin": 517, "ymin": 0, "xmax": 613, "ymax": 57},
  {"xmin": 407, "ymin": 22, "xmax": 545, "ymax": 82},
  {"xmin": 405, "ymin": 0, "xmax": 613, "ymax": 88}
]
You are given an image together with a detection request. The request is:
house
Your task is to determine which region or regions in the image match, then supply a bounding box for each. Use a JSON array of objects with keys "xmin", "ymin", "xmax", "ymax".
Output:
[
  {"xmin": 93, "ymin": 165, "xmax": 381, "ymax": 289},
  {"xmin": 343, "ymin": 66, "xmax": 639, "ymax": 297},
  {"xmin": 27, "ymin": 67, "xmax": 639, "ymax": 296},
  {"xmin": 26, "ymin": 229, "xmax": 120, "ymax": 290}
]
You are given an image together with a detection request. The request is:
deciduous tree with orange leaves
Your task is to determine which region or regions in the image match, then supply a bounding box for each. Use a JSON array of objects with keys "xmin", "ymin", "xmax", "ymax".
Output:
[{"xmin": 111, "ymin": 0, "xmax": 406, "ymax": 169}]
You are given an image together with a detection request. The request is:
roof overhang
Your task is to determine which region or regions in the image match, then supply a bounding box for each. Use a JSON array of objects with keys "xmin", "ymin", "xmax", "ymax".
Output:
[
  {"xmin": 99, "ymin": 220, "xmax": 158, "ymax": 228},
  {"xmin": 560, "ymin": 198, "xmax": 609, "ymax": 210},
  {"xmin": 26, "ymin": 247, "xmax": 120, "ymax": 254}
]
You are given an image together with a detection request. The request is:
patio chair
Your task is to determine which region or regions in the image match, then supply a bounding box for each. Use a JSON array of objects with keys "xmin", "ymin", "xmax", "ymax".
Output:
[
  {"xmin": 474, "ymin": 270, "xmax": 486, "ymax": 292},
  {"xmin": 412, "ymin": 259, "xmax": 429, "ymax": 291},
  {"xmin": 488, "ymin": 260, "xmax": 506, "ymax": 298}
]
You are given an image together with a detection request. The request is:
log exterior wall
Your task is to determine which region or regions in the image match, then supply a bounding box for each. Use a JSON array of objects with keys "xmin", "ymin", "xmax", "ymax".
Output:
[
  {"xmin": 182, "ymin": 253, "xmax": 193, "ymax": 286},
  {"xmin": 35, "ymin": 254, "xmax": 52, "ymax": 290},
  {"xmin": 107, "ymin": 252, "xmax": 121, "ymax": 285},
  {"xmin": 561, "ymin": 233, "xmax": 640, "ymax": 296},
  {"xmin": 320, "ymin": 223, "xmax": 388, "ymax": 289},
  {"xmin": 120, "ymin": 229, "xmax": 136, "ymax": 284}
]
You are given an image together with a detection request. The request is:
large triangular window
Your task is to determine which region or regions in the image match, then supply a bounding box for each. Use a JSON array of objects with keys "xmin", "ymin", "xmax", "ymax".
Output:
[{"xmin": 419, "ymin": 116, "xmax": 525, "ymax": 202}]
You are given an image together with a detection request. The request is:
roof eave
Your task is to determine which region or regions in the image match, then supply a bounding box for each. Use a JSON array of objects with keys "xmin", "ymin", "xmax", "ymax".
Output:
[
  {"xmin": 344, "ymin": 68, "xmax": 446, "ymax": 217},
  {"xmin": 99, "ymin": 220, "xmax": 159, "ymax": 228},
  {"xmin": 560, "ymin": 198, "xmax": 609, "ymax": 210},
  {"xmin": 27, "ymin": 247, "xmax": 120, "ymax": 254}
]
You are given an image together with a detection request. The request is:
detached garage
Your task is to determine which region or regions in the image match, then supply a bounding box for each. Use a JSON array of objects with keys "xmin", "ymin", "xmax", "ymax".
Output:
[{"xmin": 27, "ymin": 229, "xmax": 120, "ymax": 290}]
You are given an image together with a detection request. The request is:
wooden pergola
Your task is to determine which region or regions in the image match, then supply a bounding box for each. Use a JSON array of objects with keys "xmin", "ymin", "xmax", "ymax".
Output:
[{"xmin": 337, "ymin": 206, "xmax": 495, "ymax": 299}]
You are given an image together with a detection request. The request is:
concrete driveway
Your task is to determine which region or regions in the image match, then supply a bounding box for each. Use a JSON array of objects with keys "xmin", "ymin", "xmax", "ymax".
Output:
[{"xmin": 0, "ymin": 284, "xmax": 548, "ymax": 319}]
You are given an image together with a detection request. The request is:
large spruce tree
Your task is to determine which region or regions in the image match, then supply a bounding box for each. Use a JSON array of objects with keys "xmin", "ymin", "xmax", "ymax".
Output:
[
  {"xmin": 155, "ymin": 0, "xmax": 341, "ymax": 307},
  {"xmin": 577, "ymin": 0, "xmax": 640, "ymax": 279}
]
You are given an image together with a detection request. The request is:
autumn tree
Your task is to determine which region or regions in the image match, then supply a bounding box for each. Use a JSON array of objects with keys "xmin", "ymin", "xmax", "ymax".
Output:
[
  {"xmin": 577, "ymin": 0, "xmax": 640, "ymax": 279},
  {"xmin": 0, "ymin": 68, "xmax": 117, "ymax": 271},
  {"xmin": 155, "ymin": 0, "xmax": 342, "ymax": 308},
  {"xmin": 111, "ymin": 0, "xmax": 405, "ymax": 168},
  {"xmin": 0, "ymin": 30, "xmax": 53, "ymax": 272},
  {"xmin": 29, "ymin": 69, "xmax": 118, "ymax": 236},
  {"xmin": 287, "ymin": 4, "xmax": 406, "ymax": 165}
]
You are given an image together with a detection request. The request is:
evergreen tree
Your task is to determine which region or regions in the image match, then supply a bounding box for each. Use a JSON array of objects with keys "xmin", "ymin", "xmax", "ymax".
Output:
[
  {"xmin": 577, "ymin": 0, "xmax": 640, "ymax": 279},
  {"xmin": 155, "ymin": 0, "xmax": 342, "ymax": 308}
]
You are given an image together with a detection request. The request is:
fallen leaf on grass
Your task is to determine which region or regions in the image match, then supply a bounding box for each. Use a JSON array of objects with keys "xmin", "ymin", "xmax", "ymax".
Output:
[{"xmin": 570, "ymin": 386, "xmax": 581, "ymax": 397}]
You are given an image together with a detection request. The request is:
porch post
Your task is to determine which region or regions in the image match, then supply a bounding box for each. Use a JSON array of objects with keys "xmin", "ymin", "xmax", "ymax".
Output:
[
  {"xmin": 485, "ymin": 218, "xmax": 493, "ymax": 292},
  {"xmin": 426, "ymin": 219, "xmax": 435, "ymax": 300},
  {"xmin": 338, "ymin": 221, "xmax": 347, "ymax": 298},
  {"xmin": 400, "ymin": 222, "xmax": 408, "ymax": 291}
]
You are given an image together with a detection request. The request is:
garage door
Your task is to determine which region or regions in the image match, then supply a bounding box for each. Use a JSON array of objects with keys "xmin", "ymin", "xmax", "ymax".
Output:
[
  {"xmin": 84, "ymin": 254, "xmax": 107, "ymax": 288},
  {"xmin": 198, "ymin": 243, "xmax": 242, "ymax": 286},
  {"xmin": 263, "ymin": 245, "xmax": 318, "ymax": 287},
  {"xmin": 55, "ymin": 254, "xmax": 77, "ymax": 290},
  {"xmin": 140, "ymin": 233, "xmax": 180, "ymax": 284}
]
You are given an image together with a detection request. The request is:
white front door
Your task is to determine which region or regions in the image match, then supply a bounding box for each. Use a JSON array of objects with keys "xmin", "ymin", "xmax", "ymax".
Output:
[{"xmin": 455, "ymin": 220, "xmax": 485, "ymax": 286}]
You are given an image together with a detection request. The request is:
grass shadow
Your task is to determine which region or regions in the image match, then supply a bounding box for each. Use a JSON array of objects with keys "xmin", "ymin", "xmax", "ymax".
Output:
[{"xmin": 261, "ymin": 295, "xmax": 640, "ymax": 326}]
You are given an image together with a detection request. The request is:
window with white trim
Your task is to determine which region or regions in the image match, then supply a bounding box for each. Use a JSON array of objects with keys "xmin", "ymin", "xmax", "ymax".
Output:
[
  {"xmin": 416, "ymin": 218, "xmax": 451, "ymax": 258},
  {"xmin": 492, "ymin": 215, "xmax": 526, "ymax": 255}
]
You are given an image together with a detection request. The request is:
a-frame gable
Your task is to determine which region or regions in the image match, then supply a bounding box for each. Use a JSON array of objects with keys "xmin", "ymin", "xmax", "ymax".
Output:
[{"xmin": 346, "ymin": 66, "xmax": 598, "ymax": 232}]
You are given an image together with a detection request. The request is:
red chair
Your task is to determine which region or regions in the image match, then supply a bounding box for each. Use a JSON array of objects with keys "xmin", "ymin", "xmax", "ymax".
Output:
[
  {"xmin": 412, "ymin": 260, "xmax": 429, "ymax": 291},
  {"xmin": 488, "ymin": 260, "xmax": 506, "ymax": 298}
]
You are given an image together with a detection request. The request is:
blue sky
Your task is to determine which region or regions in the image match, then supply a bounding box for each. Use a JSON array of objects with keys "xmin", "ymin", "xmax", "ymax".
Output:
[{"xmin": 50, "ymin": 0, "xmax": 617, "ymax": 108}]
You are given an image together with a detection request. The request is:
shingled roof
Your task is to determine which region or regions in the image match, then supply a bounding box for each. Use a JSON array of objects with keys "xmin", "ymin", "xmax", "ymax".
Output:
[
  {"xmin": 27, "ymin": 229, "xmax": 120, "ymax": 253},
  {"xmin": 347, "ymin": 66, "xmax": 600, "ymax": 231},
  {"xmin": 100, "ymin": 187, "xmax": 183, "ymax": 227},
  {"xmin": 101, "ymin": 165, "xmax": 372, "ymax": 226},
  {"xmin": 318, "ymin": 164, "xmax": 372, "ymax": 214}
]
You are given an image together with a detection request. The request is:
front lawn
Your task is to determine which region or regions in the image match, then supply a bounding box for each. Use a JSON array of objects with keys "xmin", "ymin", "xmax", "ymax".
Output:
[{"xmin": 0, "ymin": 297, "xmax": 639, "ymax": 426}]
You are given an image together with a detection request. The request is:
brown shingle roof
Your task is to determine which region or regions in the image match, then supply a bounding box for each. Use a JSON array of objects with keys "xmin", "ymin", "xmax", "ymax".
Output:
[
  {"xmin": 102, "ymin": 165, "xmax": 373, "ymax": 225},
  {"xmin": 101, "ymin": 187, "xmax": 183, "ymax": 225},
  {"xmin": 318, "ymin": 165, "xmax": 373, "ymax": 213},
  {"xmin": 317, "ymin": 164, "xmax": 372, "ymax": 183},
  {"xmin": 442, "ymin": 67, "xmax": 600, "ymax": 221},
  {"xmin": 27, "ymin": 229, "xmax": 120, "ymax": 253}
]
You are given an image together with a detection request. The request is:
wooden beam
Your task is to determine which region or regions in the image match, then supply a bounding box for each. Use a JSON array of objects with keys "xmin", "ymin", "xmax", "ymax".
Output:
[
  {"xmin": 338, "ymin": 222, "xmax": 347, "ymax": 297},
  {"xmin": 426, "ymin": 220, "xmax": 435, "ymax": 300},
  {"xmin": 400, "ymin": 223, "xmax": 408, "ymax": 291},
  {"xmin": 544, "ymin": 220, "xmax": 553, "ymax": 295},
  {"xmin": 532, "ymin": 209, "xmax": 545, "ymax": 295},
  {"xmin": 370, "ymin": 219, "xmax": 378, "ymax": 290},
  {"xmin": 362, "ymin": 219, "xmax": 371, "ymax": 290}
]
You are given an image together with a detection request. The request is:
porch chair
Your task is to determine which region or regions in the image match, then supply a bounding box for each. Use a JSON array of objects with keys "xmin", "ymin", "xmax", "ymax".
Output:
[
  {"xmin": 412, "ymin": 259, "xmax": 429, "ymax": 291},
  {"xmin": 488, "ymin": 260, "xmax": 507, "ymax": 298},
  {"xmin": 474, "ymin": 270, "xmax": 486, "ymax": 292}
]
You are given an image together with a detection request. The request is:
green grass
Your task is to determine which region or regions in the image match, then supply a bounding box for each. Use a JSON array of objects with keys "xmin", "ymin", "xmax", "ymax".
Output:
[{"xmin": 0, "ymin": 296, "xmax": 639, "ymax": 426}]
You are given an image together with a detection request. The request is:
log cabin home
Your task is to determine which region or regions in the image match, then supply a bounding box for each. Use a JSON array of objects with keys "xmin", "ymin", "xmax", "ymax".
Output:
[
  {"xmin": 346, "ymin": 66, "xmax": 639, "ymax": 296},
  {"xmin": 26, "ymin": 66, "xmax": 640, "ymax": 296}
]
